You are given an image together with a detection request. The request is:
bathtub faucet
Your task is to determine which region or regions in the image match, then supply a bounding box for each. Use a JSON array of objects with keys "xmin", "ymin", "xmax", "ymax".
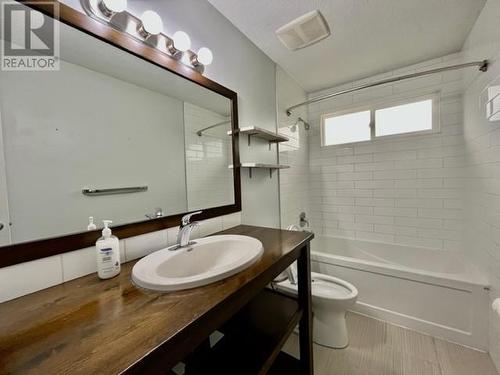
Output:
[
  {"xmin": 286, "ymin": 267, "xmax": 297, "ymax": 285},
  {"xmin": 299, "ymin": 212, "xmax": 309, "ymax": 228}
]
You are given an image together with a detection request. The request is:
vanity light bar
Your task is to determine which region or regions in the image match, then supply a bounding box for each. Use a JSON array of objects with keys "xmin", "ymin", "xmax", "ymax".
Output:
[{"xmin": 81, "ymin": 0, "xmax": 213, "ymax": 73}]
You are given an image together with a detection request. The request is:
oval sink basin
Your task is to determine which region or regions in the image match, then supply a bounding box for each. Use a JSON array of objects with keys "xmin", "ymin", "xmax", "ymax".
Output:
[{"xmin": 132, "ymin": 235, "xmax": 264, "ymax": 291}]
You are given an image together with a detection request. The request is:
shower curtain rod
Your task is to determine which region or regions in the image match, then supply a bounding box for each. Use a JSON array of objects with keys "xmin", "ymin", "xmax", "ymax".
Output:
[
  {"xmin": 286, "ymin": 60, "xmax": 488, "ymax": 116},
  {"xmin": 196, "ymin": 120, "xmax": 231, "ymax": 136}
]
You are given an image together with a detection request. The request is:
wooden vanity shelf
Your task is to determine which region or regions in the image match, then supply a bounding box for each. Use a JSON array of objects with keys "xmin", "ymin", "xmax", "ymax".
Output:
[
  {"xmin": 186, "ymin": 289, "xmax": 301, "ymax": 375},
  {"xmin": 229, "ymin": 163, "xmax": 290, "ymax": 178},
  {"xmin": 228, "ymin": 126, "xmax": 289, "ymax": 149}
]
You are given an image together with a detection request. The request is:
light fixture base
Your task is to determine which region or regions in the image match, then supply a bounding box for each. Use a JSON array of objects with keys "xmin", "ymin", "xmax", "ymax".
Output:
[
  {"xmin": 97, "ymin": 0, "xmax": 113, "ymax": 17},
  {"xmin": 166, "ymin": 38, "xmax": 183, "ymax": 60},
  {"xmin": 136, "ymin": 24, "xmax": 151, "ymax": 39},
  {"xmin": 188, "ymin": 51, "xmax": 205, "ymax": 73}
]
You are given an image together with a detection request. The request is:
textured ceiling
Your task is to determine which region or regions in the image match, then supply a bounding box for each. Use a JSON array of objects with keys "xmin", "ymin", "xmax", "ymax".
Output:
[{"xmin": 208, "ymin": 0, "xmax": 487, "ymax": 92}]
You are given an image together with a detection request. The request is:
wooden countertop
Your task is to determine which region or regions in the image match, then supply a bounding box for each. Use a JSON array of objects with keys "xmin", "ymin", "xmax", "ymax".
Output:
[{"xmin": 0, "ymin": 225, "xmax": 313, "ymax": 375}]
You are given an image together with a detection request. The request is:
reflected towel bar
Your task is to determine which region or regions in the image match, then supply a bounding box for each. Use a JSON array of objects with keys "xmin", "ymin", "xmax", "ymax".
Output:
[{"xmin": 82, "ymin": 186, "xmax": 148, "ymax": 196}]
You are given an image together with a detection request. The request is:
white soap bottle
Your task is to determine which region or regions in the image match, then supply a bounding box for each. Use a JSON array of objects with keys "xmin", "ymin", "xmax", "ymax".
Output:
[{"xmin": 95, "ymin": 220, "xmax": 121, "ymax": 279}]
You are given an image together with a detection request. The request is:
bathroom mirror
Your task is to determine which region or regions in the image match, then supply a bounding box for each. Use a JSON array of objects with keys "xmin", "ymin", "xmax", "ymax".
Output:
[{"xmin": 0, "ymin": 1, "xmax": 240, "ymax": 266}]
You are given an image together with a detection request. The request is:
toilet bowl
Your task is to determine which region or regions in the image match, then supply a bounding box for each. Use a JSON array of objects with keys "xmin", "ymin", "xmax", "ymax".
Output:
[{"xmin": 274, "ymin": 271, "xmax": 358, "ymax": 348}]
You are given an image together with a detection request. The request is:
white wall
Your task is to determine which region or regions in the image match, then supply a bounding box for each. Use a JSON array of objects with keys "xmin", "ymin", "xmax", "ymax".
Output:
[
  {"xmin": 0, "ymin": 60, "xmax": 187, "ymax": 242},
  {"xmin": 276, "ymin": 67, "xmax": 310, "ymax": 230},
  {"xmin": 0, "ymin": 0, "xmax": 278, "ymax": 302},
  {"xmin": 307, "ymin": 54, "xmax": 466, "ymax": 250},
  {"xmin": 461, "ymin": 0, "xmax": 500, "ymax": 369}
]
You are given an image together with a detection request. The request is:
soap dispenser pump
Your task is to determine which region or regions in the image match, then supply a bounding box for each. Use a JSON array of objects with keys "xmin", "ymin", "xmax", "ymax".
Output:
[{"xmin": 95, "ymin": 220, "xmax": 121, "ymax": 279}]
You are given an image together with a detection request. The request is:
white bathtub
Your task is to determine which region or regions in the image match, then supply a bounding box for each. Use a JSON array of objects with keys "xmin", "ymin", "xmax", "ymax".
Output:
[{"xmin": 310, "ymin": 236, "xmax": 490, "ymax": 350}]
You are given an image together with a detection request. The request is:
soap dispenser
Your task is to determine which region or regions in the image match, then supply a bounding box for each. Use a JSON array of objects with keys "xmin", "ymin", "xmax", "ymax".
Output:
[
  {"xmin": 87, "ymin": 216, "xmax": 97, "ymax": 231},
  {"xmin": 95, "ymin": 220, "xmax": 121, "ymax": 279}
]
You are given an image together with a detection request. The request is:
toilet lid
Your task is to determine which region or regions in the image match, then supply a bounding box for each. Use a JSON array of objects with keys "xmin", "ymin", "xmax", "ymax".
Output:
[{"xmin": 311, "ymin": 277, "xmax": 352, "ymax": 299}]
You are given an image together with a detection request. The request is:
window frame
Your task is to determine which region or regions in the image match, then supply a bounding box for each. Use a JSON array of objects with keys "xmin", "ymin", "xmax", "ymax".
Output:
[{"xmin": 320, "ymin": 93, "xmax": 440, "ymax": 147}]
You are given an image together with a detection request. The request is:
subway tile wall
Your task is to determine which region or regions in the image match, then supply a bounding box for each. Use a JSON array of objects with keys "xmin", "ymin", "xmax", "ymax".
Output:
[
  {"xmin": 461, "ymin": 0, "xmax": 500, "ymax": 368},
  {"xmin": 184, "ymin": 102, "xmax": 235, "ymax": 211},
  {"xmin": 277, "ymin": 67, "xmax": 311, "ymax": 230},
  {"xmin": 306, "ymin": 53, "xmax": 466, "ymax": 250},
  {"xmin": 0, "ymin": 212, "xmax": 241, "ymax": 303}
]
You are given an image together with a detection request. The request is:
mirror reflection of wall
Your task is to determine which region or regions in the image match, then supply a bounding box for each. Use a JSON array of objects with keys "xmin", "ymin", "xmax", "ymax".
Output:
[
  {"xmin": 0, "ymin": 14, "xmax": 235, "ymax": 246},
  {"xmin": 184, "ymin": 103, "xmax": 234, "ymax": 211},
  {"xmin": 0, "ymin": 60, "xmax": 188, "ymax": 243}
]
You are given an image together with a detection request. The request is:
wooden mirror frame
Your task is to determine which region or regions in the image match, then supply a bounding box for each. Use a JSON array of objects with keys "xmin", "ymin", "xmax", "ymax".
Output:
[{"xmin": 0, "ymin": 0, "xmax": 241, "ymax": 268}]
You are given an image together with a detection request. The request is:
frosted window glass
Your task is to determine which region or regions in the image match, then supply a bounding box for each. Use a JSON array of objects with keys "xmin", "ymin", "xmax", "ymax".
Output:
[
  {"xmin": 323, "ymin": 111, "xmax": 371, "ymax": 145},
  {"xmin": 375, "ymin": 99, "xmax": 433, "ymax": 137}
]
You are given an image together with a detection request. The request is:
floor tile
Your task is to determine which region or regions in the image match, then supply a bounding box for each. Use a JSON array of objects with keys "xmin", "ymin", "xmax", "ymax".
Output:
[
  {"xmin": 435, "ymin": 337, "xmax": 498, "ymax": 375},
  {"xmin": 281, "ymin": 312, "xmax": 498, "ymax": 375},
  {"xmin": 385, "ymin": 321, "xmax": 438, "ymax": 363}
]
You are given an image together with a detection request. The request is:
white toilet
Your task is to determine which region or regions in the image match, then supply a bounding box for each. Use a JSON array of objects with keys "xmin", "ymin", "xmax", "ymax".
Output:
[{"xmin": 275, "ymin": 270, "xmax": 358, "ymax": 348}]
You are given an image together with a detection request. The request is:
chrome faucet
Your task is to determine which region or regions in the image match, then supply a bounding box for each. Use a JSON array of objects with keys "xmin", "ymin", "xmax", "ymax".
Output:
[
  {"xmin": 145, "ymin": 207, "xmax": 164, "ymax": 220},
  {"xmin": 173, "ymin": 211, "xmax": 202, "ymax": 249}
]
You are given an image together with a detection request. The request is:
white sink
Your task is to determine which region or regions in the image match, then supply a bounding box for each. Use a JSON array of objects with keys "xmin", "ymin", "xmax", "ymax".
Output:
[{"xmin": 131, "ymin": 235, "xmax": 264, "ymax": 292}]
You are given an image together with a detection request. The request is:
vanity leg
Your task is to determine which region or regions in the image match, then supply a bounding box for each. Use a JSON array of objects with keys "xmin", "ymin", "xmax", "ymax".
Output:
[{"xmin": 298, "ymin": 243, "xmax": 313, "ymax": 375}]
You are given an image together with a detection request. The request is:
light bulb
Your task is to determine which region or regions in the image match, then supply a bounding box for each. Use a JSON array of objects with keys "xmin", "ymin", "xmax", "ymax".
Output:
[
  {"xmin": 139, "ymin": 10, "xmax": 163, "ymax": 36},
  {"xmin": 99, "ymin": 0, "xmax": 127, "ymax": 16},
  {"xmin": 197, "ymin": 47, "xmax": 213, "ymax": 65},
  {"xmin": 172, "ymin": 31, "xmax": 191, "ymax": 52}
]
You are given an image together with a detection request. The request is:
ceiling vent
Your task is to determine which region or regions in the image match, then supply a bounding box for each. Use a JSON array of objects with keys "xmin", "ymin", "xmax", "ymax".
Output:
[{"xmin": 275, "ymin": 10, "xmax": 330, "ymax": 51}]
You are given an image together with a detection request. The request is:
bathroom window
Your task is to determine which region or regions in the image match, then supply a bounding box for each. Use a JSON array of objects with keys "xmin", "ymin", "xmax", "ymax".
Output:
[
  {"xmin": 322, "ymin": 110, "xmax": 371, "ymax": 145},
  {"xmin": 375, "ymin": 99, "xmax": 433, "ymax": 137},
  {"xmin": 321, "ymin": 94, "xmax": 439, "ymax": 146}
]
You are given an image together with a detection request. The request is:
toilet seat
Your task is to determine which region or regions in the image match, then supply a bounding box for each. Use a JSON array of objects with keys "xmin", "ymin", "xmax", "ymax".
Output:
[
  {"xmin": 275, "ymin": 272, "xmax": 358, "ymax": 300},
  {"xmin": 311, "ymin": 273, "xmax": 358, "ymax": 300}
]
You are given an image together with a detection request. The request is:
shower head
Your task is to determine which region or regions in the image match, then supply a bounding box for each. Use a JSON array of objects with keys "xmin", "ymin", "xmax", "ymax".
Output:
[{"xmin": 296, "ymin": 117, "xmax": 310, "ymax": 130}]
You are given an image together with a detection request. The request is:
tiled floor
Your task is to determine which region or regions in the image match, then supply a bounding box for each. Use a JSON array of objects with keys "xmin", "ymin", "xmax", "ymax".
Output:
[{"xmin": 282, "ymin": 312, "xmax": 498, "ymax": 375}]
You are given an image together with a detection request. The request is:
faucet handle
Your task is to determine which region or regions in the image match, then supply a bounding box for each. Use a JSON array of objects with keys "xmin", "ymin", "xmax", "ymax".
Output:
[{"xmin": 181, "ymin": 211, "xmax": 202, "ymax": 227}]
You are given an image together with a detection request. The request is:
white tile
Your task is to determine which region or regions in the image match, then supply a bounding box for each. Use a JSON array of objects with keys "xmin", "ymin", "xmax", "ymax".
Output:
[
  {"xmin": 373, "ymin": 150, "xmax": 417, "ymax": 162},
  {"xmin": 195, "ymin": 217, "xmax": 223, "ymax": 238},
  {"xmin": 355, "ymin": 198, "xmax": 395, "ymax": 207},
  {"xmin": 62, "ymin": 247, "xmax": 96, "ymax": 282},
  {"xmin": 0, "ymin": 255, "xmax": 63, "ymax": 303},
  {"xmin": 417, "ymin": 189, "xmax": 462, "ymax": 199},
  {"xmin": 222, "ymin": 212, "xmax": 242, "ymax": 229},
  {"xmin": 373, "ymin": 170, "xmax": 417, "ymax": 180},
  {"xmin": 418, "ymin": 208, "xmax": 462, "ymax": 219},
  {"xmin": 374, "ymin": 207, "xmax": 418, "ymax": 217},
  {"xmin": 338, "ymin": 221, "xmax": 374, "ymax": 232},
  {"xmin": 167, "ymin": 226, "xmax": 180, "ymax": 246},
  {"xmin": 355, "ymin": 215, "xmax": 394, "ymax": 225},
  {"xmin": 355, "ymin": 161, "xmax": 394, "ymax": 171},
  {"xmin": 125, "ymin": 230, "xmax": 168, "ymax": 261}
]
